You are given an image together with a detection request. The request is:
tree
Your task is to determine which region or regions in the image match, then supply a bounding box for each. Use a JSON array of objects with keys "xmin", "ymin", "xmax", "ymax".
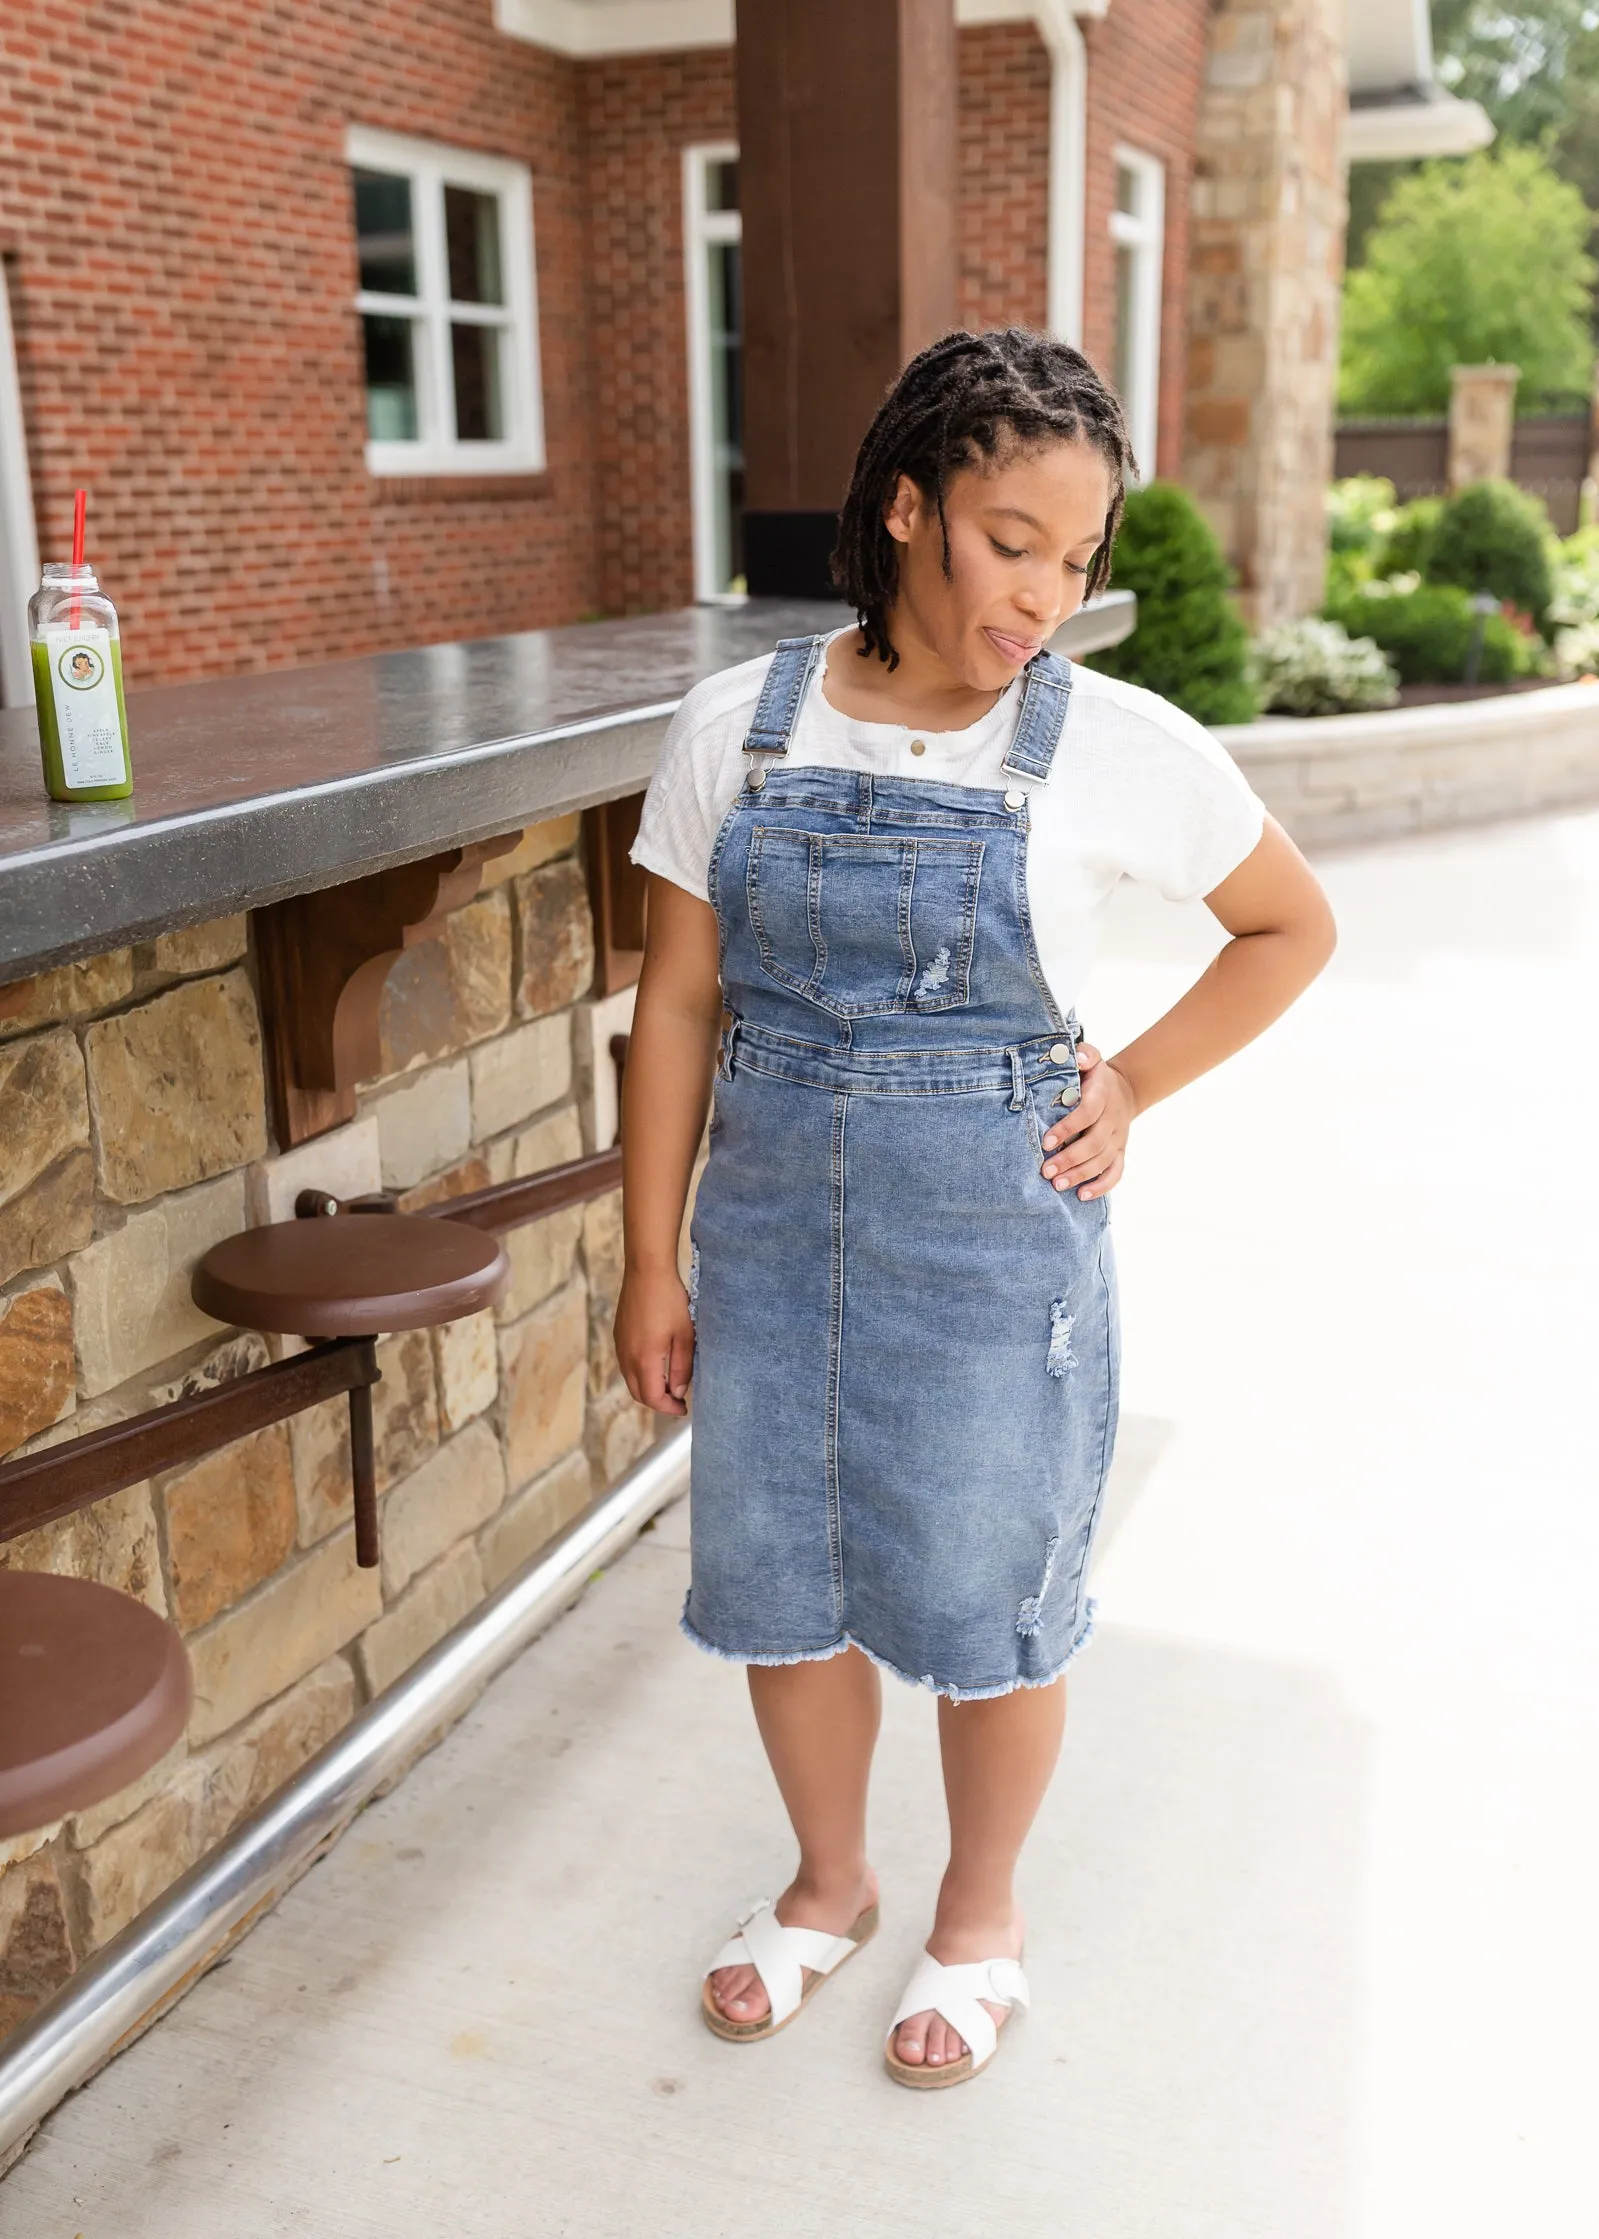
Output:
[
  {"xmin": 1348, "ymin": 6, "xmax": 1599, "ymax": 283},
  {"xmin": 1339, "ymin": 147, "xmax": 1594, "ymax": 415}
]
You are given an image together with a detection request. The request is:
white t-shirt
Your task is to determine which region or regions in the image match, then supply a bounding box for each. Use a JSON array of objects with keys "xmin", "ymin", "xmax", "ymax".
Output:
[{"xmin": 629, "ymin": 629, "xmax": 1266, "ymax": 1017}]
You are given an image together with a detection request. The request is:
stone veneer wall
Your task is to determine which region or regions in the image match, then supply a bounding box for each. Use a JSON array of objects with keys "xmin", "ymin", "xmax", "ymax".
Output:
[
  {"xmin": 0, "ymin": 815, "xmax": 677, "ymax": 2044},
  {"xmin": 1184, "ymin": 0, "xmax": 1346, "ymax": 629}
]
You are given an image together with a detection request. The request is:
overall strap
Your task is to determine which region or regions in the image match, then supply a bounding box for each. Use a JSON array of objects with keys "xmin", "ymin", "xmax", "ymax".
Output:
[
  {"xmin": 1000, "ymin": 648, "xmax": 1074, "ymax": 783},
  {"xmin": 742, "ymin": 635, "xmax": 828, "ymax": 758}
]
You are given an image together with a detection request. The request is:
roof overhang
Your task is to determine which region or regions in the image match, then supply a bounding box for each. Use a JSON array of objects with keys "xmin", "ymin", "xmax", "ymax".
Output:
[{"xmin": 1344, "ymin": 0, "xmax": 1494, "ymax": 161}]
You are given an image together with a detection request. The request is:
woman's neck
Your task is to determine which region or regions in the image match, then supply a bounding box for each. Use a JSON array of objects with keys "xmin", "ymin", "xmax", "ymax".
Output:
[{"xmin": 821, "ymin": 616, "xmax": 1007, "ymax": 733}]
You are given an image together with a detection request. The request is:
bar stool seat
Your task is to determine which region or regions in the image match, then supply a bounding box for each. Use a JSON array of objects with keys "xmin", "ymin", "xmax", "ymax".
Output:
[
  {"xmin": 191, "ymin": 1212, "xmax": 509, "ymax": 1571},
  {"xmin": 191, "ymin": 1212, "xmax": 506, "ymax": 1337},
  {"xmin": 0, "ymin": 1572, "xmax": 192, "ymax": 1838}
]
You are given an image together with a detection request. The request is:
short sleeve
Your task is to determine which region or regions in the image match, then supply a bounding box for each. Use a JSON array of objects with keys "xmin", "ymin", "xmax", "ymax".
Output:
[
  {"xmin": 1115, "ymin": 697, "xmax": 1266, "ymax": 903},
  {"xmin": 627, "ymin": 672, "xmax": 750, "ymax": 903}
]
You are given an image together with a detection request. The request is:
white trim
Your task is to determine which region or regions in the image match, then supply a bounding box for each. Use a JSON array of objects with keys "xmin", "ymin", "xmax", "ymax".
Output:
[
  {"xmin": 683, "ymin": 143, "xmax": 744, "ymax": 603},
  {"xmin": 0, "ymin": 261, "xmax": 40, "ymax": 710},
  {"xmin": 345, "ymin": 125, "xmax": 545, "ymax": 477},
  {"xmin": 1109, "ymin": 143, "xmax": 1164, "ymax": 480},
  {"xmin": 493, "ymin": 0, "xmax": 732, "ymax": 56},
  {"xmin": 1344, "ymin": 93, "xmax": 1494, "ymax": 163}
]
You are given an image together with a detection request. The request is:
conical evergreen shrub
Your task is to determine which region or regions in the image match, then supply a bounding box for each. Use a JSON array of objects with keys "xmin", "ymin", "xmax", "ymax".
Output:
[{"xmin": 1088, "ymin": 481, "xmax": 1259, "ymax": 724}]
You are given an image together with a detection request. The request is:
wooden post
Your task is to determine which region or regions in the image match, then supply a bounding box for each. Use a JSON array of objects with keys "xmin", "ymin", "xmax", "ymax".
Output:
[{"xmin": 735, "ymin": 0, "xmax": 957, "ymax": 596}]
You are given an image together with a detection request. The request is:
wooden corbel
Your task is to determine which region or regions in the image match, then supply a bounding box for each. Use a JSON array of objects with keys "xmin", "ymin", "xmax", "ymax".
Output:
[{"xmin": 252, "ymin": 836, "xmax": 520, "ymax": 1148}]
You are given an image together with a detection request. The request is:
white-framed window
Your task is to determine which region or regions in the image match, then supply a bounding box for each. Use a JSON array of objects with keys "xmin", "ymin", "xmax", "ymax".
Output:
[
  {"xmin": 683, "ymin": 143, "xmax": 744, "ymax": 601},
  {"xmin": 346, "ymin": 125, "xmax": 545, "ymax": 477},
  {"xmin": 1109, "ymin": 146, "xmax": 1165, "ymax": 484}
]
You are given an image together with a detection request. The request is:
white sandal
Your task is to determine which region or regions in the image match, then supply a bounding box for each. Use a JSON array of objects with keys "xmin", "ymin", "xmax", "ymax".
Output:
[
  {"xmin": 701, "ymin": 1895, "xmax": 880, "ymax": 2042},
  {"xmin": 883, "ymin": 1949, "xmax": 1030, "ymax": 2089}
]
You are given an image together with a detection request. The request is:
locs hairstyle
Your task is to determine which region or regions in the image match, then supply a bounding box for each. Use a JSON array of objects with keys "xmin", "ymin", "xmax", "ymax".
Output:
[{"xmin": 830, "ymin": 326, "xmax": 1137, "ymax": 670}]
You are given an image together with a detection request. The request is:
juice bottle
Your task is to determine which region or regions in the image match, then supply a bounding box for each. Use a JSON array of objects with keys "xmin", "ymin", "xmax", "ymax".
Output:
[{"xmin": 28, "ymin": 560, "xmax": 133, "ymax": 803}]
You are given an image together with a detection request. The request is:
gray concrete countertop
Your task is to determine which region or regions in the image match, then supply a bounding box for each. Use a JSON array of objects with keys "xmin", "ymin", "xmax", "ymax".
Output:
[{"xmin": 0, "ymin": 592, "xmax": 1135, "ymax": 981}]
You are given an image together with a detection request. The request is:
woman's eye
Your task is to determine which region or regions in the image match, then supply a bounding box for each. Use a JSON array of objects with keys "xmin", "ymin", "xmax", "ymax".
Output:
[
  {"xmin": 1065, "ymin": 559, "xmax": 1090, "ymax": 577},
  {"xmin": 990, "ymin": 539, "xmax": 1025, "ymax": 560}
]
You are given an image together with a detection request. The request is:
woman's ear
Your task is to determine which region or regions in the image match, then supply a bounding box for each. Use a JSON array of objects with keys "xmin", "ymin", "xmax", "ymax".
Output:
[{"xmin": 882, "ymin": 473, "xmax": 920, "ymax": 547}]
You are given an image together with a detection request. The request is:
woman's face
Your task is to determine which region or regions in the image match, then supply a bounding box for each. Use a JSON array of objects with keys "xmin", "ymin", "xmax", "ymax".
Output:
[{"xmin": 882, "ymin": 437, "xmax": 1113, "ymax": 689}]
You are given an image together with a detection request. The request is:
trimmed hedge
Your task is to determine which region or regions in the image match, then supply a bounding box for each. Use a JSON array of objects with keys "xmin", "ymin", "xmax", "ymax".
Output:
[
  {"xmin": 1090, "ymin": 481, "xmax": 1258, "ymax": 725},
  {"xmin": 1323, "ymin": 581, "xmax": 1525, "ymax": 685},
  {"xmin": 1423, "ymin": 479, "xmax": 1555, "ymax": 630}
]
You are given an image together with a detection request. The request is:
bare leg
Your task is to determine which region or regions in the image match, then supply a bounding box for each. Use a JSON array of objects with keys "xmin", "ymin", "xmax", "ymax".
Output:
[
  {"xmin": 707, "ymin": 1647, "xmax": 882, "ymax": 2023},
  {"xmin": 892, "ymin": 1677, "xmax": 1067, "ymax": 2069}
]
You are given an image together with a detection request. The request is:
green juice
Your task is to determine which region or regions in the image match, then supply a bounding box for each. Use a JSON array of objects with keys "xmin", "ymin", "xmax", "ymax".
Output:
[{"xmin": 32, "ymin": 631, "xmax": 133, "ymax": 802}]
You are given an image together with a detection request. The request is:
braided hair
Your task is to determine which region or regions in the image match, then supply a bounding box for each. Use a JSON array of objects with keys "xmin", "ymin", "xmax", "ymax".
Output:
[{"xmin": 830, "ymin": 326, "xmax": 1136, "ymax": 669}]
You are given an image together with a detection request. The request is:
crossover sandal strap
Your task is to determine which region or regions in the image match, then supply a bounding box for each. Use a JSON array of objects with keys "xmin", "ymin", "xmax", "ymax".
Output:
[
  {"xmin": 888, "ymin": 1952, "xmax": 1031, "ymax": 2069},
  {"xmin": 704, "ymin": 1899, "xmax": 860, "ymax": 2028}
]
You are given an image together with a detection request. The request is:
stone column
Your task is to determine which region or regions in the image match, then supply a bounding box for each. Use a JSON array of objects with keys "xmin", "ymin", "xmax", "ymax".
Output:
[
  {"xmin": 1183, "ymin": 0, "xmax": 1347, "ymax": 630},
  {"xmin": 1448, "ymin": 364, "xmax": 1520, "ymax": 491},
  {"xmin": 734, "ymin": 0, "xmax": 958, "ymax": 596}
]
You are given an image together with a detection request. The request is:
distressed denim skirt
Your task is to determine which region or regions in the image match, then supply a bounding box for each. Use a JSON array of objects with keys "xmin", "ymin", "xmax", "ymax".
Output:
[{"xmin": 681, "ymin": 646, "xmax": 1120, "ymax": 1702}]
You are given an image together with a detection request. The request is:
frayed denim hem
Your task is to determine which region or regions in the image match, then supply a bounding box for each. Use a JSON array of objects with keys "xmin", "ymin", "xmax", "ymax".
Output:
[{"xmin": 679, "ymin": 1594, "xmax": 1098, "ymax": 1705}]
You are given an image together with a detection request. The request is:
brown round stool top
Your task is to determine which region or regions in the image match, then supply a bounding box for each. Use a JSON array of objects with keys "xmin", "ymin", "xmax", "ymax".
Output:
[
  {"xmin": 0, "ymin": 1573, "xmax": 192, "ymax": 1838},
  {"xmin": 190, "ymin": 1212, "xmax": 507, "ymax": 1337}
]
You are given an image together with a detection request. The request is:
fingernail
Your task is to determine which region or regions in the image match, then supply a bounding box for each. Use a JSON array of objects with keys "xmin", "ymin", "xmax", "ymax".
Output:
[
  {"xmin": 1054, "ymin": 1177, "xmax": 1067, "ymax": 1190},
  {"xmin": 1042, "ymin": 1163, "xmax": 1055, "ymax": 1178}
]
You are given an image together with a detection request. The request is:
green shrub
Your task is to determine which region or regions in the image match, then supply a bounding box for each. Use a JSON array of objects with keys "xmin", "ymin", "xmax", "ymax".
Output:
[
  {"xmin": 1091, "ymin": 481, "xmax": 1259, "ymax": 724},
  {"xmin": 1323, "ymin": 581, "xmax": 1525, "ymax": 684},
  {"xmin": 1327, "ymin": 475, "xmax": 1399, "ymax": 556},
  {"xmin": 1375, "ymin": 496, "xmax": 1443, "ymax": 581},
  {"xmin": 1424, "ymin": 479, "xmax": 1555, "ymax": 629},
  {"xmin": 1252, "ymin": 618, "xmax": 1398, "ymax": 716}
]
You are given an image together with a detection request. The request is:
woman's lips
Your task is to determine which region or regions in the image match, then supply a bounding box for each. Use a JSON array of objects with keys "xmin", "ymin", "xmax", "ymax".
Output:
[{"xmin": 983, "ymin": 626, "xmax": 1044, "ymax": 665}]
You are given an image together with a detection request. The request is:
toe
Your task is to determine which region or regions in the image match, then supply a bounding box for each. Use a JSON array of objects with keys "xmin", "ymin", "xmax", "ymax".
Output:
[
  {"xmin": 893, "ymin": 2009, "xmax": 929, "ymax": 2065},
  {"xmin": 711, "ymin": 1963, "xmax": 769, "ymax": 2021}
]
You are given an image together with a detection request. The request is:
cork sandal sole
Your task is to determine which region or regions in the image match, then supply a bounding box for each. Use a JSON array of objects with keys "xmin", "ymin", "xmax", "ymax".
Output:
[
  {"xmin": 882, "ymin": 2008, "xmax": 1009, "ymax": 2090},
  {"xmin": 701, "ymin": 1902, "xmax": 880, "ymax": 2043}
]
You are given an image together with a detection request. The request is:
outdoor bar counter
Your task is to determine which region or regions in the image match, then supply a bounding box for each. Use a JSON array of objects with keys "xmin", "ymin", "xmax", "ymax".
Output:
[{"xmin": 0, "ymin": 593, "xmax": 1136, "ymax": 987}]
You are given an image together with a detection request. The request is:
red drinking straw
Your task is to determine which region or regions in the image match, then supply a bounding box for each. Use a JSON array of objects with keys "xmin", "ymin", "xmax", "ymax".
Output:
[{"xmin": 68, "ymin": 489, "xmax": 87, "ymax": 628}]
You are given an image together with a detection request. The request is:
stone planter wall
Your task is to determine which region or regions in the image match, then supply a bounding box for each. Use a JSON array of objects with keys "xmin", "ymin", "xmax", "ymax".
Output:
[
  {"xmin": 0, "ymin": 814, "xmax": 677, "ymax": 2043},
  {"xmin": 1222, "ymin": 683, "xmax": 1599, "ymax": 849}
]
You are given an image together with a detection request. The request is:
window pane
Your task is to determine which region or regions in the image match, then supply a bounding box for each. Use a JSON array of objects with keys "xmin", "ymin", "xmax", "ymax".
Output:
[
  {"xmin": 363, "ymin": 314, "xmax": 419, "ymax": 440},
  {"xmin": 1114, "ymin": 244, "xmax": 1138, "ymax": 404},
  {"xmin": 708, "ymin": 241, "xmax": 744, "ymax": 592},
  {"xmin": 445, "ymin": 186, "xmax": 504, "ymax": 306},
  {"xmin": 452, "ymin": 323, "xmax": 505, "ymax": 441},
  {"xmin": 707, "ymin": 159, "xmax": 739, "ymax": 214},
  {"xmin": 354, "ymin": 169, "xmax": 416, "ymax": 296},
  {"xmin": 1115, "ymin": 163, "xmax": 1140, "ymax": 220}
]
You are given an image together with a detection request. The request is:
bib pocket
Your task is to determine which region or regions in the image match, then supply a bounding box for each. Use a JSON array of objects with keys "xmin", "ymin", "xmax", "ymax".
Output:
[{"xmin": 746, "ymin": 827, "xmax": 985, "ymax": 1018}]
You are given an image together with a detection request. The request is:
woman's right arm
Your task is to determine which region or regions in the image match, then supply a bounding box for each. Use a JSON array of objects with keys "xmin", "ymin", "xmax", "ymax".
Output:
[{"xmin": 614, "ymin": 872, "xmax": 724, "ymax": 1415}]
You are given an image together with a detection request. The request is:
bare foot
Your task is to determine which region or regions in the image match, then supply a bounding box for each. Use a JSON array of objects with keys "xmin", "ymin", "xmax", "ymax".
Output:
[
  {"xmin": 707, "ymin": 1867, "xmax": 879, "ymax": 2025},
  {"xmin": 891, "ymin": 1905, "xmax": 1024, "ymax": 2070}
]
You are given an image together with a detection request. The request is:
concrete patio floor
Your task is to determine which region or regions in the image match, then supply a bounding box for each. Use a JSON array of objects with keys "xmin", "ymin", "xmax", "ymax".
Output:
[{"xmin": 5, "ymin": 806, "xmax": 1596, "ymax": 2238}]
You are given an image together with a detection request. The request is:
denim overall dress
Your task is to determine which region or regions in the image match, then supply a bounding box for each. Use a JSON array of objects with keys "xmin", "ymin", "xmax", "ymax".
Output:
[{"xmin": 683, "ymin": 635, "xmax": 1120, "ymax": 1701}]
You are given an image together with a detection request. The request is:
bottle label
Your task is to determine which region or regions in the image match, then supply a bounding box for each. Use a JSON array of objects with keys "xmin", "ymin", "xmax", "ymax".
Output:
[{"xmin": 45, "ymin": 628, "xmax": 127, "ymax": 791}]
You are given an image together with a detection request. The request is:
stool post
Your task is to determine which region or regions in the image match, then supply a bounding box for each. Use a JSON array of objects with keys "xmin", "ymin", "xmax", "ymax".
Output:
[{"xmin": 349, "ymin": 1337, "xmax": 380, "ymax": 1569}]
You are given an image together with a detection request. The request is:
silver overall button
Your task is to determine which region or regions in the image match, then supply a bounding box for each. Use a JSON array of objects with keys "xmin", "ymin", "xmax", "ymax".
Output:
[
  {"xmin": 745, "ymin": 766, "xmax": 766, "ymax": 789},
  {"xmin": 1003, "ymin": 787, "xmax": 1026, "ymax": 809},
  {"xmin": 1048, "ymin": 1041, "xmax": 1072, "ymax": 1063}
]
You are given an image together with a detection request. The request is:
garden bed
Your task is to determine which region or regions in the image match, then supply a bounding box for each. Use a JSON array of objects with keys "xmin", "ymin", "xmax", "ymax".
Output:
[{"xmin": 1219, "ymin": 680, "xmax": 1599, "ymax": 848}]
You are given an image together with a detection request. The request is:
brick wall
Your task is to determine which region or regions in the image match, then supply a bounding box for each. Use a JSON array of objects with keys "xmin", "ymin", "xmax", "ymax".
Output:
[
  {"xmin": 581, "ymin": 50, "xmax": 736, "ymax": 617},
  {"xmin": 0, "ymin": 0, "xmax": 598, "ymax": 686},
  {"xmin": 0, "ymin": 6, "xmax": 1217, "ymax": 672},
  {"xmin": 0, "ymin": 818, "xmax": 679, "ymax": 2042},
  {"xmin": 957, "ymin": 25, "xmax": 1051, "ymax": 335}
]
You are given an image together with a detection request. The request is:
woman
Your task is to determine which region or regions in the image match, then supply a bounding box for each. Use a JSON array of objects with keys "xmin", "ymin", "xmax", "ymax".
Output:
[{"xmin": 615, "ymin": 328, "xmax": 1335, "ymax": 2088}]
